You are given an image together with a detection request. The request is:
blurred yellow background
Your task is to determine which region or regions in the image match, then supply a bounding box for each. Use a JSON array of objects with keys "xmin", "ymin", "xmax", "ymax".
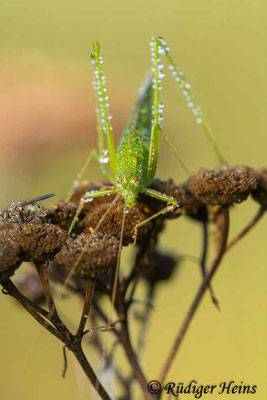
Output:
[{"xmin": 0, "ymin": 0, "xmax": 265, "ymax": 399}]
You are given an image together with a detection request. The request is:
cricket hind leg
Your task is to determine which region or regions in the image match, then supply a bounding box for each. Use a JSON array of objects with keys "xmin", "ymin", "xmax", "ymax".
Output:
[
  {"xmin": 155, "ymin": 36, "xmax": 225, "ymax": 165},
  {"xmin": 146, "ymin": 38, "xmax": 190, "ymax": 182},
  {"xmin": 133, "ymin": 187, "xmax": 179, "ymax": 244}
]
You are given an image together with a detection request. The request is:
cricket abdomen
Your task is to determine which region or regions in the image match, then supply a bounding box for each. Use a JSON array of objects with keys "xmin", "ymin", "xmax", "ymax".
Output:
[
  {"xmin": 115, "ymin": 129, "xmax": 150, "ymax": 207},
  {"xmin": 114, "ymin": 75, "xmax": 154, "ymax": 207}
]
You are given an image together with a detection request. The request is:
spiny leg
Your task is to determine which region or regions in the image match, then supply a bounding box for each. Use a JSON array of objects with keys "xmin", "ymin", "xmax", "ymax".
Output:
[
  {"xmin": 155, "ymin": 36, "xmax": 225, "ymax": 165},
  {"xmin": 68, "ymin": 189, "xmax": 118, "ymax": 235},
  {"xmin": 65, "ymin": 151, "xmax": 95, "ymax": 202},
  {"xmin": 66, "ymin": 43, "xmax": 117, "ymax": 203},
  {"xmin": 147, "ymin": 38, "xmax": 190, "ymax": 180},
  {"xmin": 65, "ymin": 149, "xmax": 114, "ymax": 202},
  {"xmin": 133, "ymin": 188, "xmax": 178, "ymax": 244},
  {"xmin": 91, "ymin": 42, "xmax": 118, "ymax": 176}
]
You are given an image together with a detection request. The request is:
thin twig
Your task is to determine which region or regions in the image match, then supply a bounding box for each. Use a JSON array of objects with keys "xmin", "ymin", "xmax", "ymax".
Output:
[
  {"xmin": 119, "ymin": 319, "xmax": 153, "ymax": 400},
  {"xmin": 200, "ymin": 219, "xmax": 220, "ymax": 309},
  {"xmin": 158, "ymin": 206, "xmax": 229, "ymax": 386},
  {"xmin": 136, "ymin": 285, "xmax": 155, "ymax": 357},
  {"xmin": 1, "ymin": 279, "xmax": 63, "ymax": 341},
  {"xmin": 226, "ymin": 206, "xmax": 265, "ymax": 252},
  {"xmin": 68, "ymin": 341, "xmax": 112, "ymax": 400},
  {"xmin": 93, "ymin": 299, "xmax": 152, "ymax": 399},
  {"xmin": 35, "ymin": 263, "xmax": 71, "ymax": 339},
  {"xmin": 76, "ymin": 278, "xmax": 95, "ymax": 339}
]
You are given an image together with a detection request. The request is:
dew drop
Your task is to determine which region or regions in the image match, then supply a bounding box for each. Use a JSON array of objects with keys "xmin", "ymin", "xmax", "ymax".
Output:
[{"xmin": 99, "ymin": 149, "xmax": 109, "ymax": 164}]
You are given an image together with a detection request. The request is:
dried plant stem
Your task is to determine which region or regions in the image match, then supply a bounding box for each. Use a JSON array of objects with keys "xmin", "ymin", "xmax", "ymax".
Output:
[
  {"xmin": 93, "ymin": 297, "xmax": 152, "ymax": 400},
  {"xmin": 68, "ymin": 341, "xmax": 112, "ymax": 400},
  {"xmin": 1, "ymin": 278, "xmax": 111, "ymax": 400},
  {"xmin": 76, "ymin": 278, "xmax": 95, "ymax": 338},
  {"xmin": 136, "ymin": 285, "xmax": 155, "ymax": 357},
  {"xmin": 119, "ymin": 319, "xmax": 153, "ymax": 400},
  {"xmin": 226, "ymin": 206, "xmax": 265, "ymax": 252},
  {"xmin": 158, "ymin": 206, "xmax": 229, "ymax": 387},
  {"xmin": 200, "ymin": 220, "xmax": 220, "ymax": 309},
  {"xmin": 1, "ymin": 279, "xmax": 63, "ymax": 341},
  {"xmin": 35, "ymin": 262, "xmax": 70, "ymax": 338}
]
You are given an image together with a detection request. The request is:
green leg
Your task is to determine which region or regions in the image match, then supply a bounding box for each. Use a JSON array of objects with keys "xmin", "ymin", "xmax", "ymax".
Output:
[
  {"xmin": 65, "ymin": 150, "xmax": 95, "ymax": 202},
  {"xmin": 146, "ymin": 38, "xmax": 189, "ymax": 183},
  {"xmin": 91, "ymin": 42, "xmax": 118, "ymax": 176},
  {"xmin": 140, "ymin": 187, "xmax": 178, "ymax": 205},
  {"xmin": 93, "ymin": 150, "xmax": 115, "ymax": 184},
  {"xmin": 133, "ymin": 187, "xmax": 179, "ymax": 244},
  {"xmin": 159, "ymin": 125, "xmax": 191, "ymax": 175},
  {"xmin": 68, "ymin": 189, "xmax": 118, "ymax": 235},
  {"xmin": 155, "ymin": 36, "xmax": 225, "ymax": 165},
  {"xmin": 133, "ymin": 205, "xmax": 176, "ymax": 245},
  {"xmin": 146, "ymin": 38, "xmax": 161, "ymax": 182},
  {"xmin": 65, "ymin": 150, "xmax": 114, "ymax": 202}
]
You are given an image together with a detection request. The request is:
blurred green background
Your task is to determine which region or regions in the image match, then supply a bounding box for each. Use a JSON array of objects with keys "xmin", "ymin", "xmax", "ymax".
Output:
[{"xmin": 0, "ymin": 0, "xmax": 266, "ymax": 399}]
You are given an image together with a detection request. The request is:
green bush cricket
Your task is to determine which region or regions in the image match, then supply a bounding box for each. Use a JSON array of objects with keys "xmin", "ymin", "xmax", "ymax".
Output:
[
  {"xmin": 67, "ymin": 36, "xmax": 224, "ymax": 237},
  {"xmin": 67, "ymin": 38, "xmax": 183, "ymax": 237},
  {"xmin": 66, "ymin": 36, "xmax": 225, "ymax": 310}
]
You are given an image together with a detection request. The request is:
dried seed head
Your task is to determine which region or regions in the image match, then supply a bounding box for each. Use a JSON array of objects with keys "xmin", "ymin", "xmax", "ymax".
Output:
[
  {"xmin": 188, "ymin": 166, "xmax": 257, "ymax": 206},
  {"xmin": 0, "ymin": 228, "xmax": 21, "ymax": 282},
  {"xmin": 46, "ymin": 202, "xmax": 78, "ymax": 231},
  {"xmin": 68, "ymin": 181, "xmax": 115, "ymax": 209},
  {"xmin": 0, "ymin": 223, "xmax": 67, "ymax": 263},
  {"xmin": 82, "ymin": 202, "xmax": 151, "ymax": 245},
  {"xmin": 55, "ymin": 232, "xmax": 119, "ymax": 279},
  {"xmin": 19, "ymin": 223, "xmax": 67, "ymax": 262},
  {"xmin": 251, "ymin": 168, "xmax": 267, "ymax": 209},
  {"xmin": 150, "ymin": 178, "xmax": 203, "ymax": 218}
]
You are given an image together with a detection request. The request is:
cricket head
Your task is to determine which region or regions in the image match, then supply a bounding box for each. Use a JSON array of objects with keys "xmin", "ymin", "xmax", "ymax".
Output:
[{"xmin": 116, "ymin": 177, "xmax": 140, "ymax": 208}]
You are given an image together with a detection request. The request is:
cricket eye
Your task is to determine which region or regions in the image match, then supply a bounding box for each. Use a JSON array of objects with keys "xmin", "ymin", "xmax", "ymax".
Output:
[{"xmin": 132, "ymin": 179, "xmax": 138, "ymax": 184}]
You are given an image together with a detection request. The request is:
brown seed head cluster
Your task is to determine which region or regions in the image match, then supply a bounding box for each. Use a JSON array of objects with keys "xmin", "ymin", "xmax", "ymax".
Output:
[
  {"xmin": 0, "ymin": 167, "xmax": 265, "ymax": 286},
  {"xmin": 188, "ymin": 166, "xmax": 257, "ymax": 206},
  {"xmin": 0, "ymin": 222, "xmax": 67, "ymax": 282},
  {"xmin": 55, "ymin": 232, "xmax": 119, "ymax": 279}
]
